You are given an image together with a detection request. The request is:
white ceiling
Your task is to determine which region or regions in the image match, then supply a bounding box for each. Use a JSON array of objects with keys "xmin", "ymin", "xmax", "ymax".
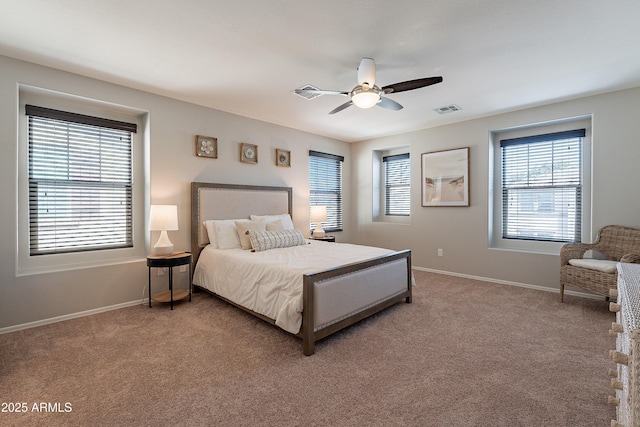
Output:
[{"xmin": 2, "ymin": 0, "xmax": 640, "ymax": 142}]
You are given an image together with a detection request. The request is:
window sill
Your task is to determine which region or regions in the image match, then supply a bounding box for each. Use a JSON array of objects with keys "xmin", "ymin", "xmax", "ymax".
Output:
[{"xmin": 16, "ymin": 253, "xmax": 146, "ymax": 277}]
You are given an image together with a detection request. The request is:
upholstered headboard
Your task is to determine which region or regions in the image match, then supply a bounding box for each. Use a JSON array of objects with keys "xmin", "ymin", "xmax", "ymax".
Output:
[{"xmin": 190, "ymin": 182, "xmax": 293, "ymax": 264}]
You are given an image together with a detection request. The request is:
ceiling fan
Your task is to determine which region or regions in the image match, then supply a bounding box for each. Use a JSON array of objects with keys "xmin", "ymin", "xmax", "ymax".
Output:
[{"xmin": 295, "ymin": 57, "xmax": 443, "ymax": 114}]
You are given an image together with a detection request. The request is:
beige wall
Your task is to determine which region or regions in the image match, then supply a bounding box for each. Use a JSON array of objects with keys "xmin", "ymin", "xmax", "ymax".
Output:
[
  {"xmin": 0, "ymin": 55, "xmax": 349, "ymax": 330},
  {"xmin": 2, "ymin": 53, "xmax": 639, "ymax": 331},
  {"xmin": 351, "ymin": 87, "xmax": 640, "ymax": 289}
]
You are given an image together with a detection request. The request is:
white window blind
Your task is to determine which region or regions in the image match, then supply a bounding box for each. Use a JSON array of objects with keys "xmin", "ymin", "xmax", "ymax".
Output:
[
  {"xmin": 309, "ymin": 150, "xmax": 343, "ymax": 232},
  {"xmin": 501, "ymin": 129, "xmax": 584, "ymax": 243},
  {"xmin": 383, "ymin": 153, "xmax": 410, "ymax": 216},
  {"xmin": 27, "ymin": 105, "xmax": 136, "ymax": 255}
]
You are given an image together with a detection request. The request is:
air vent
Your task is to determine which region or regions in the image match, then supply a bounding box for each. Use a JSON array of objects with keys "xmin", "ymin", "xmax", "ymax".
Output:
[
  {"xmin": 434, "ymin": 104, "xmax": 462, "ymax": 114},
  {"xmin": 294, "ymin": 85, "xmax": 322, "ymax": 100}
]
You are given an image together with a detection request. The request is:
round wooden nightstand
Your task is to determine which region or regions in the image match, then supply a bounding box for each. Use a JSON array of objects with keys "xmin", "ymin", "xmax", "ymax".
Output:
[
  {"xmin": 147, "ymin": 252, "xmax": 192, "ymax": 310},
  {"xmin": 310, "ymin": 235, "xmax": 336, "ymax": 242}
]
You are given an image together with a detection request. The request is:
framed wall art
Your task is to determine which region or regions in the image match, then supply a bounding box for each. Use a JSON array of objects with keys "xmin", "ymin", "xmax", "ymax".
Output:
[
  {"xmin": 421, "ymin": 147, "xmax": 469, "ymax": 207},
  {"xmin": 195, "ymin": 135, "xmax": 218, "ymax": 158},
  {"xmin": 276, "ymin": 148, "xmax": 291, "ymax": 167},
  {"xmin": 240, "ymin": 143, "xmax": 258, "ymax": 164}
]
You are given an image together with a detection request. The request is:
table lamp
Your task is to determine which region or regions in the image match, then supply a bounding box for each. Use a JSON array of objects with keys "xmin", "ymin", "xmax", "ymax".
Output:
[
  {"xmin": 310, "ymin": 205, "xmax": 327, "ymax": 238},
  {"xmin": 150, "ymin": 204, "xmax": 178, "ymax": 255}
]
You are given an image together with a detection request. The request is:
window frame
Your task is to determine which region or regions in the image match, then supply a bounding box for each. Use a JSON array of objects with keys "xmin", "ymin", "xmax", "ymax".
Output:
[
  {"xmin": 383, "ymin": 153, "xmax": 411, "ymax": 216},
  {"xmin": 17, "ymin": 86, "xmax": 148, "ymax": 276},
  {"xmin": 309, "ymin": 150, "xmax": 343, "ymax": 233},
  {"xmin": 489, "ymin": 118, "xmax": 592, "ymax": 253},
  {"xmin": 500, "ymin": 129, "xmax": 585, "ymax": 243},
  {"xmin": 27, "ymin": 105, "xmax": 136, "ymax": 256}
]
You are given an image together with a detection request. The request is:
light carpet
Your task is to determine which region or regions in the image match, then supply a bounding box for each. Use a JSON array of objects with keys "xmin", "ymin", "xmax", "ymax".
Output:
[{"xmin": 0, "ymin": 270, "xmax": 616, "ymax": 426}]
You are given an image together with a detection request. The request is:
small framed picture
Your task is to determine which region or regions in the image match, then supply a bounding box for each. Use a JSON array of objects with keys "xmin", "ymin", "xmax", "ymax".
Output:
[
  {"xmin": 195, "ymin": 135, "xmax": 217, "ymax": 158},
  {"xmin": 276, "ymin": 148, "xmax": 291, "ymax": 167},
  {"xmin": 240, "ymin": 143, "xmax": 258, "ymax": 164}
]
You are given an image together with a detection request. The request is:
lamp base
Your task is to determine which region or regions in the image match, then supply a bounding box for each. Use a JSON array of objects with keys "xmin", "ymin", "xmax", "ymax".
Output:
[
  {"xmin": 153, "ymin": 245, "xmax": 174, "ymax": 255},
  {"xmin": 154, "ymin": 230, "xmax": 174, "ymax": 255},
  {"xmin": 312, "ymin": 226, "xmax": 325, "ymax": 239}
]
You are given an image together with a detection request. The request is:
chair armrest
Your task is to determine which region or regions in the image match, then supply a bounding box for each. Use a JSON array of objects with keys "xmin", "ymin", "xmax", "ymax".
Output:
[
  {"xmin": 560, "ymin": 242, "xmax": 596, "ymax": 265},
  {"xmin": 621, "ymin": 252, "xmax": 640, "ymax": 264}
]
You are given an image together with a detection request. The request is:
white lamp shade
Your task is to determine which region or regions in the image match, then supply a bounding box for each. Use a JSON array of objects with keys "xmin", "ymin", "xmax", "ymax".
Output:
[
  {"xmin": 310, "ymin": 205, "xmax": 327, "ymax": 223},
  {"xmin": 150, "ymin": 205, "xmax": 178, "ymax": 255},
  {"xmin": 310, "ymin": 205, "xmax": 327, "ymax": 238},
  {"xmin": 150, "ymin": 205, "xmax": 179, "ymax": 231}
]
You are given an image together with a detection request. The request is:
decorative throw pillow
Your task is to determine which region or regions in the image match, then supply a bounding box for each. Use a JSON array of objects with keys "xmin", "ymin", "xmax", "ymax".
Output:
[
  {"xmin": 235, "ymin": 220, "xmax": 266, "ymax": 250},
  {"xmin": 214, "ymin": 219, "xmax": 250, "ymax": 250},
  {"xmin": 248, "ymin": 229, "xmax": 307, "ymax": 252},
  {"xmin": 204, "ymin": 219, "xmax": 249, "ymax": 248},
  {"xmin": 250, "ymin": 214, "xmax": 294, "ymax": 230}
]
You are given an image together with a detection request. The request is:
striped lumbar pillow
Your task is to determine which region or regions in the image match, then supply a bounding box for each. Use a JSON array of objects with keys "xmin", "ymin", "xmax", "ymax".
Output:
[{"xmin": 248, "ymin": 229, "xmax": 307, "ymax": 252}]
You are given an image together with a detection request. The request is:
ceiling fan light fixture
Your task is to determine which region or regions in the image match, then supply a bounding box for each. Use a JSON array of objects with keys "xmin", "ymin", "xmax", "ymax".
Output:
[
  {"xmin": 296, "ymin": 57, "xmax": 443, "ymax": 114},
  {"xmin": 351, "ymin": 86, "xmax": 381, "ymax": 109}
]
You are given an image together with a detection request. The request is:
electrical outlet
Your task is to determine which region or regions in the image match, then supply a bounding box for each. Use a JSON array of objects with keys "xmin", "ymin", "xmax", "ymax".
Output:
[
  {"xmin": 179, "ymin": 265, "xmax": 187, "ymax": 273},
  {"xmin": 437, "ymin": 248, "xmax": 443, "ymax": 257},
  {"xmin": 157, "ymin": 268, "xmax": 165, "ymax": 276}
]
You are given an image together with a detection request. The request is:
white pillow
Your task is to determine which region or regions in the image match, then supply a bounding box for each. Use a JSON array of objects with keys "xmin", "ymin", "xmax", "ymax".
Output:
[
  {"xmin": 265, "ymin": 218, "xmax": 285, "ymax": 231},
  {"xmin": 568, "ymin": 258, "xmax": 618, "ymax": 274},
  {"xmin": 250, "ymin": 214, "xmax": 294, "ymax": 230},
  {"xmin": 203, "ymin": 220, "xmax": 219, "ymax": 249},
  {"xmin": 203, "ymin": 219, "xmax": 249, "ymax": 249},
  {"xmin": 235, "ymin": 220, "xmax": 266, "ymax": 250}
]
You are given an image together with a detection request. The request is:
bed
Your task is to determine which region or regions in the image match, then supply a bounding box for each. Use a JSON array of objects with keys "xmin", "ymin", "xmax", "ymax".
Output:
[{"xmin": 191, "ymin": 182, "xmax": 412, "ymax": 355}]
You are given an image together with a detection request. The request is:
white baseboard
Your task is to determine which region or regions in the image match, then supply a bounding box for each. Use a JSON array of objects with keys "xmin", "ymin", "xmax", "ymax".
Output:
[
  {"xmin": 1, "ymin": 267, "xmax": 602, "ymax": 335},
  {"xmin": 0, "ymin": 299, "xmax": 146, "ymax": 335},
  {"xmin": 411, "ymin": 266, "xmax": 602, "ymax": 300}
]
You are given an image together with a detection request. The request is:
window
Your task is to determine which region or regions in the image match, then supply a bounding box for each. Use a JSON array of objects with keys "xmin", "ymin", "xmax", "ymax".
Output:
[
  {"xmin": 26, "ymin": 105, "xmax": 137, "ymax": 255},
  {"xmin": 383, "ymin": 153, "xmax": 410, "ymax": 216},
  {"xmin": 500, "ymin": 129, "xmax": 585, "ymax": 243},
  {"xmin": 309, "ymin": 150, "xmax": 343, "ymax": 232}
]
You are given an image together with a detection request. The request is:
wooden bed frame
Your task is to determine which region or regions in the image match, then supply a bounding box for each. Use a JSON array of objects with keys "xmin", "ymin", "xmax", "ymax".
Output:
[{"xmin": 191, "ymin": 182, "xmax": 412, "ymax": 355}]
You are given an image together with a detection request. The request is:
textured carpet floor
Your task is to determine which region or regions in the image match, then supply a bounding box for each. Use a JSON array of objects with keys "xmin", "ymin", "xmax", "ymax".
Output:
[{"xmin": 0, "ymin": 270, "xmax": 616, "ymax": 426}]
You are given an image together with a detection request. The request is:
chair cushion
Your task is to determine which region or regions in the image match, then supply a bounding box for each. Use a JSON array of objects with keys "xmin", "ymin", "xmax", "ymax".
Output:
[{"xmin": 568, "ymin": 258, "xmax": 618, "ymax": 274}]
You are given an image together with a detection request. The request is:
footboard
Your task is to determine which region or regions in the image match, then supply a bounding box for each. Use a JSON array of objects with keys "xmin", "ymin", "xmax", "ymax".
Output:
[{"xmin": 300, "ymin": 249, "xmax": 412, "ymax": 356}]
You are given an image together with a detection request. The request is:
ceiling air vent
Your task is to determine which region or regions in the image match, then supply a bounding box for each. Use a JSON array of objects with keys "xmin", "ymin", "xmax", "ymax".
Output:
[
  {"xmin": 294, "ymin": 85, "xmax": 322, "ymax": 100},
  {"xmin": 434, "ymin": 104, "xmax": 462, "ymax": 114}
]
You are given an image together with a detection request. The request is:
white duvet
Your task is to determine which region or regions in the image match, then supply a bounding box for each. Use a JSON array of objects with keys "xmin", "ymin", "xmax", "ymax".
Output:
[{"xmin": 192, "ymin": 240, "xmax": 394, "ymax": 334}]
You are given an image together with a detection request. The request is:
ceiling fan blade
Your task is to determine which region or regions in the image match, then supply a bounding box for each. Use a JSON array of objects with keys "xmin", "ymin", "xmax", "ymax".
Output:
[
  {"xmin": 328, "ymin": 100, "xmax": 353, "ymax": 115},
  {"xmin": 377, "ymin": 97, "xmax": 403, "ymax": 111},
  {"xmin": 381, "ymin": 76, "xmax": 443, "ymax": 94},
  {"xmin": 357, "ymin": 57, "xmax": 376, "ymax": 87},
  {"xmin": 295, "ymin": 88, "xmax": 349, "ymax": 96}
]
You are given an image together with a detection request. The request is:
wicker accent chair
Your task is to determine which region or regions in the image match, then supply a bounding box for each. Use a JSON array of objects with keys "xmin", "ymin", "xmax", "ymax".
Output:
[{"xmin": 560, "ymin": 225, "xmax": 640, "ymax": 303}]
